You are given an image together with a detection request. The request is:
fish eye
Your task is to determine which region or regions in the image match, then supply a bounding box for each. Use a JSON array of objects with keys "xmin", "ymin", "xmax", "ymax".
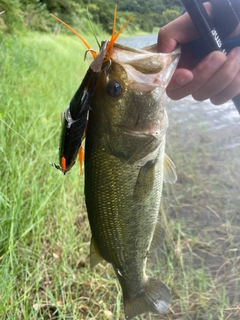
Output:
[{"xmin": 107, "ymin": 80, "xmax": 123, "ymax": 98}]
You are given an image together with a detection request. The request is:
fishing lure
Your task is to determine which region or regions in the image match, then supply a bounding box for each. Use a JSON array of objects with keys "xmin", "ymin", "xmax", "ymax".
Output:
[
  {"xmin": 54, "ymin": 41, "xmax": 108, "ymax": 174},
  {"xmin": 51, "ymin": 5, "xmax": 132, "ymax": 174}
]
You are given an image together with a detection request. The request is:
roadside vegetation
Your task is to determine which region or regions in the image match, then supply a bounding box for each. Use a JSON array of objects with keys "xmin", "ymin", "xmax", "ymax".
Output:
[{"xmin": 0, "ymin": 1, "xmax": 240, "ymax": 319}]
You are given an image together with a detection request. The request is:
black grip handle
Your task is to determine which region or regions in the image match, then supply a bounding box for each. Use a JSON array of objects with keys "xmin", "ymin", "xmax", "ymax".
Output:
[
  {"xmin": 232, "ymin": 95, "xmax": 240, "ymax": 110},
  {"xmin": 182, "ymin": 0, "xmax": 240, "ymax": 114}
]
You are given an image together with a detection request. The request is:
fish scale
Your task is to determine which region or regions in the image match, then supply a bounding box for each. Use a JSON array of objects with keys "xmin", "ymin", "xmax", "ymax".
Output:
[{"xmin": 85, "ymin": 142, "xmax": 165, "ymax": 294}]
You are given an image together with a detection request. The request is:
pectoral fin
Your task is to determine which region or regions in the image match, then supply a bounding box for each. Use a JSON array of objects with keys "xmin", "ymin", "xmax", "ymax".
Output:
[
  {"xmin": 90, "ymin": 237, "xmax": 103, "ymax": 268},
  {"xmin": 126, "ymin": 135, "xmax": 159, "ymax": 165},
  {"xmin": 163, "ymin": 153, "xmax": 177, "ymax": 184},
  {"xmin": 150, "ymin": 220, "xmax": 165, "ymax": 251},
  {"xmin": 133, "ymin": 160, "xmax": 155, "ymax": 202}
]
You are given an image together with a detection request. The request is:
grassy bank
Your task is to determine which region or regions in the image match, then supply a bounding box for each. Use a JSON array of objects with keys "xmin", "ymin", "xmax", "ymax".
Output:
[
  {"xmin": 0, "ymin": 32, "xmax": 240, "ymax": 319},
  {"xmin": 0, "ymin": 32, "xmax": 113, "ymax": 319}
]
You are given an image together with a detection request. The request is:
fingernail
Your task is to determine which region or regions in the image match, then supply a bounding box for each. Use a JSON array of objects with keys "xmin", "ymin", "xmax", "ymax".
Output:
[
  {"xmin": 175, "ymin": 75, "xmax": 189, "ymax": 86},
  {"xmin": 208, "ymin": 52, "xmax": 225, "ymax": 69}
]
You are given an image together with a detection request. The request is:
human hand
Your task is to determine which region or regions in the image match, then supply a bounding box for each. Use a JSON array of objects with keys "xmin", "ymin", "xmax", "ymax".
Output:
[{"xmin": 157, "ymin": 3, "xmax": 240, "ymax": 105}]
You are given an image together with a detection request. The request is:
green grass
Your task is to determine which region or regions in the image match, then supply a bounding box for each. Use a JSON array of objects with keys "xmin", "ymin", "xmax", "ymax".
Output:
[
  {"xmin": 0, "ymin": 32, "xmax": 121, "ymax": 319},
  {"xmin": 0, "ymin": 32, "xmax": 240, "ymax": 319}
]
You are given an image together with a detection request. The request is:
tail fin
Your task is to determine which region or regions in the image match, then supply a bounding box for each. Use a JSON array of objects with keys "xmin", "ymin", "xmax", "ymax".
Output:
[{"xmin": 124, "ymin": 277, "xmax": 171, "ymax": 319}]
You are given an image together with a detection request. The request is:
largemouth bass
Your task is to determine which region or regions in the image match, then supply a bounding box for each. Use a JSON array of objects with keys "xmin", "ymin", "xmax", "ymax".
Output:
[
  {"xmin": 52, "ymin": 7, "xmax": 180, "ymax": 319},
  {"xmin": 84, "ymin": 43, "xmax": 180, "ymax": 319}
]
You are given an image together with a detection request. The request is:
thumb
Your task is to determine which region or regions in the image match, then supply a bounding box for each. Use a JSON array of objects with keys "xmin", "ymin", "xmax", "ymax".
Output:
[{"xmin": 157, "ymin": 12, "xmax": 199, "ymax": 53}]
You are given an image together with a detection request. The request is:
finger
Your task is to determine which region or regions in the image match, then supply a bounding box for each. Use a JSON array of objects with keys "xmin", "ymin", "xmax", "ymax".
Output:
[
  {"xmin": 167, "ymin": 68, "xmax": 193, "ymax": 91},
  {"xmin": 157, "ymin": 2, "xmax": 212, "ymax": 53},
  {"xmin": 166, "ymin": 51, "xmax": 227, "ymax": 100},
  {"xmin": 210, "ymin": 75, "xmax": 240, "ymax": 105},
  {"xmin": 193, "ymin": 47, "xmax": 240, "ymax": 101},
  {"xmin": 209, "ymin": 49, "xmax": 240, "ymax": 105}
]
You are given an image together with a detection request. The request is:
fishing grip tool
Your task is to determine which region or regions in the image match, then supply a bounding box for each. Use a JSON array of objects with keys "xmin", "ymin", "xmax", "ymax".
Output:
[{"xmin": 181, "ymin": 0, "xmax": 240, "ymax": 114}]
